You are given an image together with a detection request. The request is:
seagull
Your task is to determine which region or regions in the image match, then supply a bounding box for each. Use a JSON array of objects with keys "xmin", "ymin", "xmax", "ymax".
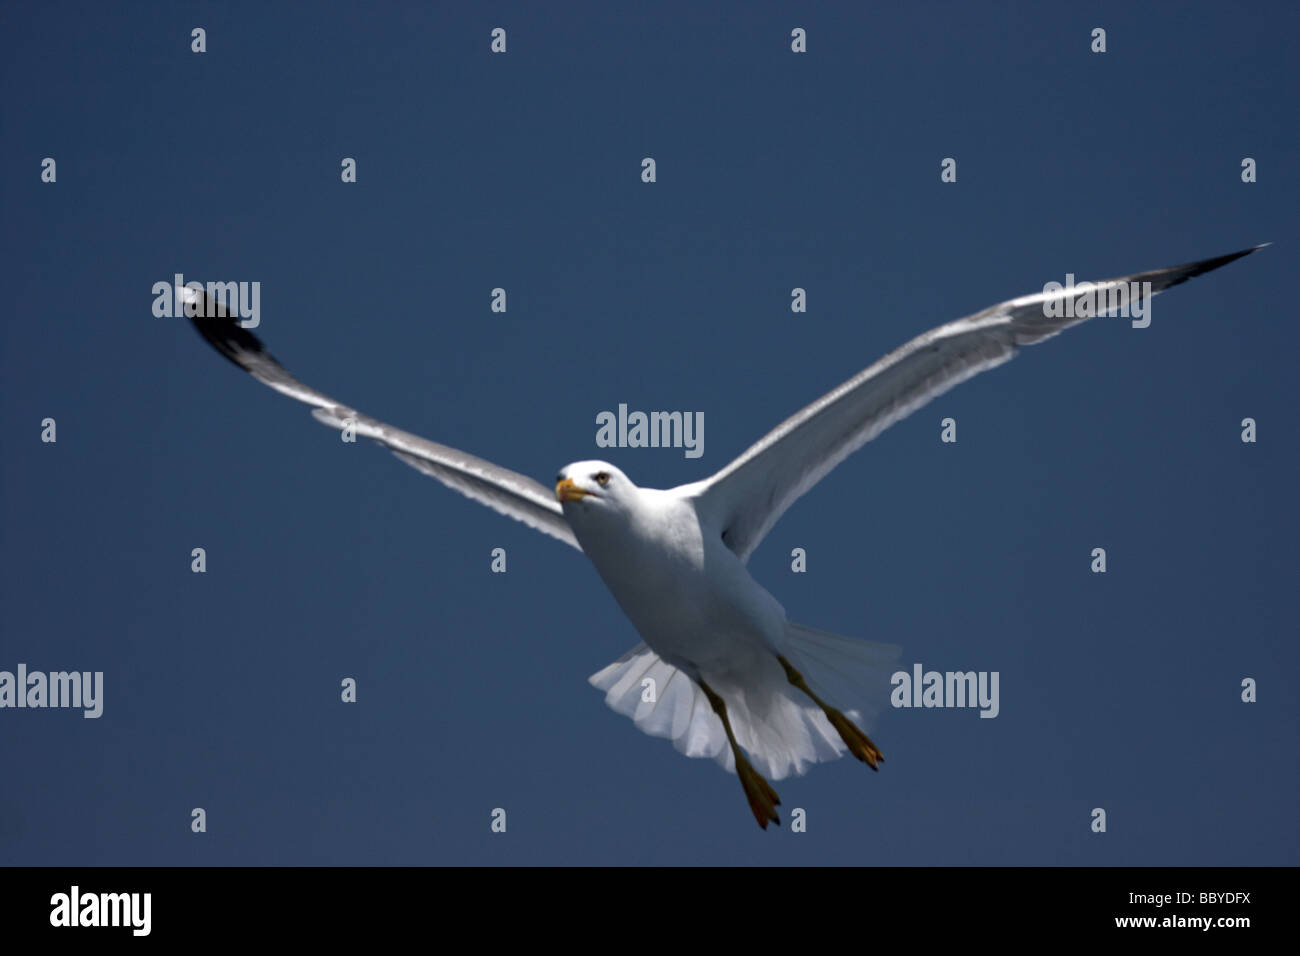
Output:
[{"xmin": 181, "ymin": 245, "xmax": 1263, "ymax": 828}]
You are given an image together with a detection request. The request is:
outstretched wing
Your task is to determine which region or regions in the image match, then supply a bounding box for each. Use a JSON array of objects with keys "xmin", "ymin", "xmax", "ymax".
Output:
[
  {"xmin": 181, "ymin": 284, "xmax": 580, "ymax": 551},
  {"xmin": 693, "ymin": 246, "xmax": 1266, "ymax": 562}
]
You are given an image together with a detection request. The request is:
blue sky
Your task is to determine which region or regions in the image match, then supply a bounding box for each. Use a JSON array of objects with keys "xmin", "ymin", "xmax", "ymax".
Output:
[{"xmin": 2, "ymin": 1, "xmax": 1296, "ymax": 865}]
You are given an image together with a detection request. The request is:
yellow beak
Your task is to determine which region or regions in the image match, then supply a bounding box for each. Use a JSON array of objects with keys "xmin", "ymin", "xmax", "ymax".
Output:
[{"xmin": 555, "ymin": 477, "xmax": 589, "ymax": 502}]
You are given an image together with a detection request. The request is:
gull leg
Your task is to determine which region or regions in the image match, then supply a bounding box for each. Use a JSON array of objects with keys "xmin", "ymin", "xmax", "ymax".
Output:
[
  {"xmin": 777, "ymin": 655, "xmax": 884, "ymax": 770},
  {"xmin": 697, "ymin": 678, "xmax": 781, "ymax": 829}
]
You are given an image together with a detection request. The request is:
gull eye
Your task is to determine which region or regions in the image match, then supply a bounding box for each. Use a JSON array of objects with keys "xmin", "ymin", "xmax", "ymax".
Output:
[{"xmin": 594, "ymin": 471, "xmax": 611, "ymax": 486}]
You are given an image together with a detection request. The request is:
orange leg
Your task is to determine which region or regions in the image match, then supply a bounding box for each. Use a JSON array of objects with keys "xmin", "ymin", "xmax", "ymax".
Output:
[
  {"xmin": 698, "ymin": 678, "xmax": 781, "ymax": 829},
  {"xmin": 778, "ymin": 655, "xmax": 884, "ymax": 770}
]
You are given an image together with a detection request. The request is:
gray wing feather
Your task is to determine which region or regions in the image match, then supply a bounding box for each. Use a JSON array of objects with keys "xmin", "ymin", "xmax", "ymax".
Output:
[
  {"xmin": 694, "ymin": 246, "xmax": 1265, "ymax": 562},
  {"xmin": 183, "ymin": 285, "xmax": 580, "ymax": 551}
]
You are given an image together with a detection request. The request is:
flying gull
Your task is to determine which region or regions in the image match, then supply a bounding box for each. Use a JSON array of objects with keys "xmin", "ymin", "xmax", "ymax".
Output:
[{"xmin": 181, "ymin": 245, "xmax": 1263, "ymax": 828}]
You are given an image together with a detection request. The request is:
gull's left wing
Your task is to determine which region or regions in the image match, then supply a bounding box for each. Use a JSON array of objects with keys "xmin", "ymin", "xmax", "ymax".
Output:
[
  {"xmin": 180, "ymin": 285, "xmax": 581, "ymax": 551},
  {"xmin": 691, "ymin": 246, "xmax": 1266, "ymax": 563}
]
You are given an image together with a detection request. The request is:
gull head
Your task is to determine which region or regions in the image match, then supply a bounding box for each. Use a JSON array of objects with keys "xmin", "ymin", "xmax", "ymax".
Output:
[{"xmin": 554, "ymin": 461, "xmax": 636, "ymax": 517}]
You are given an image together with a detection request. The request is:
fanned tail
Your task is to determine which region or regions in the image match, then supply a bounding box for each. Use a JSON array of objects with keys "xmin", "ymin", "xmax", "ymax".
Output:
[{"xmin": 589, "ymin": 624, "xmax": 900, "ymax": 781}]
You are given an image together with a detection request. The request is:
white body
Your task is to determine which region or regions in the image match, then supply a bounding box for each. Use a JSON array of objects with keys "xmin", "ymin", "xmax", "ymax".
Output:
[
  {"xmin": 569, "ymin": 485, "xmax": 786, "ymax": 679},
  {"xmin": 559, "ymin": 464, "xmax": 897, "ymax": 780}
]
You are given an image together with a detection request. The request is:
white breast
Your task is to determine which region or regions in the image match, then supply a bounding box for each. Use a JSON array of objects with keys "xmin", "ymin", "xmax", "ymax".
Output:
[{"xmin": 569, "ymin": 487, "xmax": 787, "ymax": 677}]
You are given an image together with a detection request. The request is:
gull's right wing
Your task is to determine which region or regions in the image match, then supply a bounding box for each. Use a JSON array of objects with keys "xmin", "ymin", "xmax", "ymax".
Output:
[
  {"xmin": 181, "ymin": 284, "xmax": 581, "ymax": 551},
  {"xmin": 691, "ymin": 246, "xmax": 1266, "ymax": 563}
]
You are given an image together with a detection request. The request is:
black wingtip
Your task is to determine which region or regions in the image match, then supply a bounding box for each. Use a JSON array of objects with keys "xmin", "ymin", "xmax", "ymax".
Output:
[
  {"xmin": 179, "ymin": 283, "xmax": 280, "ymax": 372},
  {"xmin": 1187, "ymin": 243, "xmax": 1269, "ymax": 276},
  {"xmin": 1147, "ymin": 243, "xmax": 1268, "ymax": 295}
]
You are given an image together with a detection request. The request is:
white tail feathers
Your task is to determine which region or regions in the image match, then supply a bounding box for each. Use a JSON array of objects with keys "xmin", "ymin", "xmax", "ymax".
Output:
[
  {"xmin": 589, "ymin": 623, "xmax": 900, "ymax": 781},
  {"xmin": 588, "ymin": 644, "xmax": 733, "ymax": 767}
]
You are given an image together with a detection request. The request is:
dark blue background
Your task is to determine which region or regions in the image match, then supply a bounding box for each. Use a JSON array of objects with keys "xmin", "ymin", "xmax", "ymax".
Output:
[{"xmin": 2, "ymin": 1, "xmax": 1295, "ymax": 864}]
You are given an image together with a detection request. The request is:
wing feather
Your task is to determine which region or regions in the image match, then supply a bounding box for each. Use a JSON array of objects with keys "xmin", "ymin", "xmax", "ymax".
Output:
[
  {"xmin": 182, "ymin": 284, "xmax": 580, "ymax": 550},
  {"xmin": 693, "ymin": 246, "xmax": 1265, "ymax": 561}
]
